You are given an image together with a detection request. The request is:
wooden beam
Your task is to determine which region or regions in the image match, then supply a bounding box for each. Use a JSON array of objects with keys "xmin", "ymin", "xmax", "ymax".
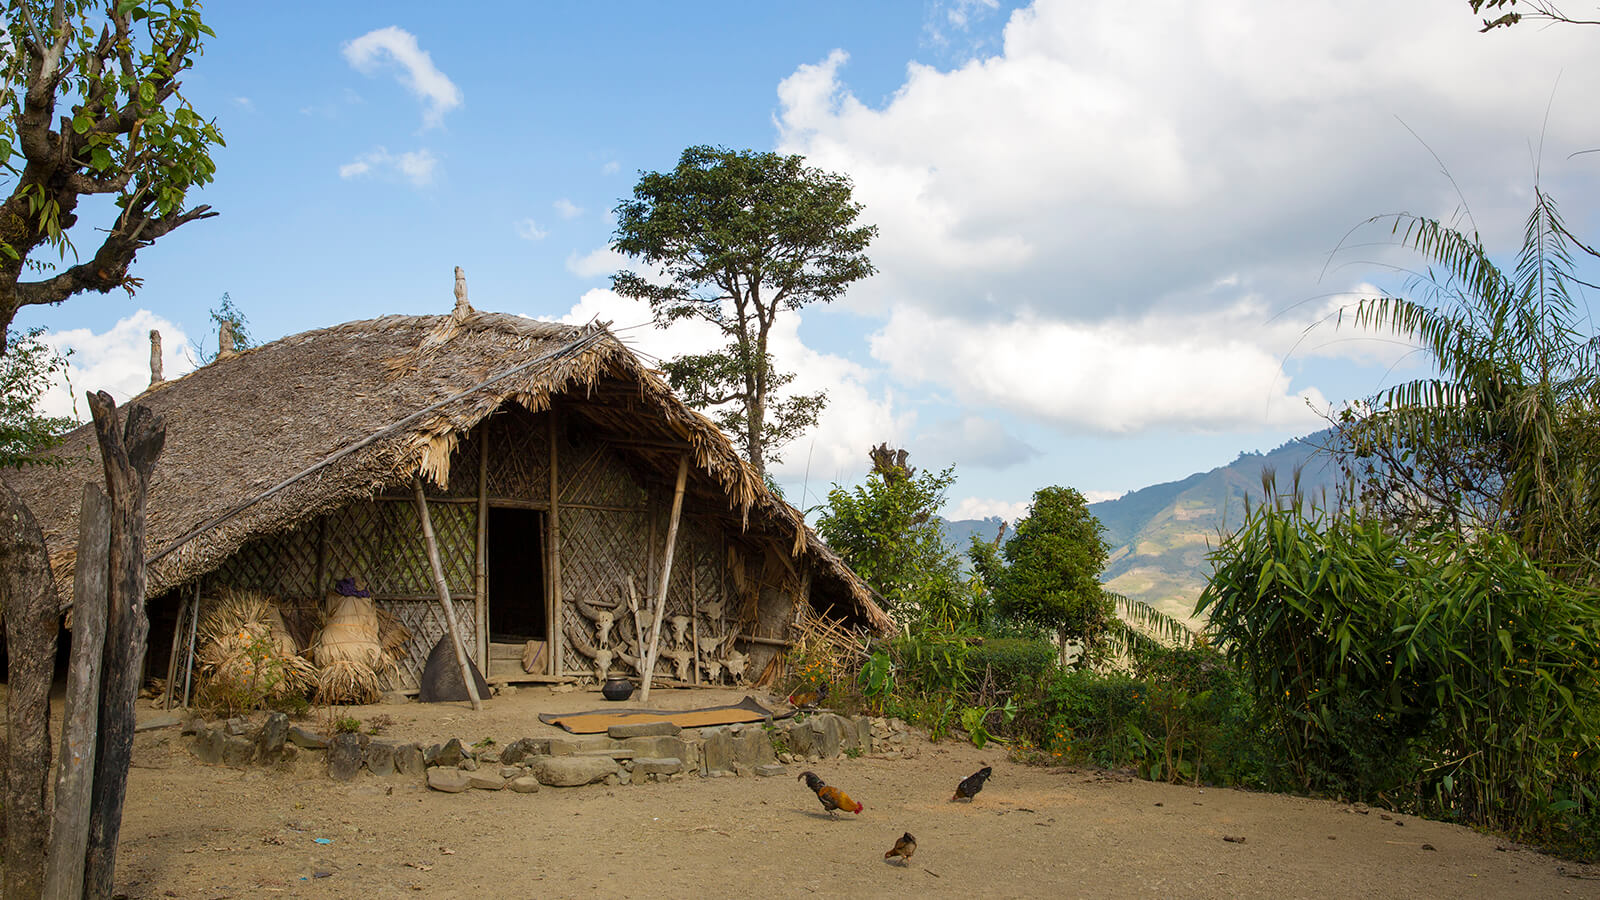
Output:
[
  {"xmin": 639, "ymin": 455, "xmax": 689, "ymax": 703},
  {"xmin": 690, "ymin": 560, "xmax": 701, "ymax": 686},
  {"xmin": 547, "ymin": 408, "xmax": 563, "ymax": 678},
  {"xmin": 413, "ymin": 477, "xmax": 481, "ymax": 711},
  {"xmin": 42, "ymin": 483, "xmax": 110, "ymax": 900},
  {"xmin": 475, "ymin": 422, "xmax": 490, "ymax": 669}
]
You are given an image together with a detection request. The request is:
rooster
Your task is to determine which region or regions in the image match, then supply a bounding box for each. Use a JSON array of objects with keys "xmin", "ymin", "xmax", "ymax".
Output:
[
  {"xmin": 799, "ymin": 770, "xmax": 863, "ymax": 818},
  {"xmin": 884, "ymin": 832, "xmax": 916, "ymax": 864},
  {"xmin": 787, "ymin": 681, "xmax": 830, "ymax": 710},
  {"xmin": 951, "ymin": 766, "xmax": 993, "ymax": 802}
]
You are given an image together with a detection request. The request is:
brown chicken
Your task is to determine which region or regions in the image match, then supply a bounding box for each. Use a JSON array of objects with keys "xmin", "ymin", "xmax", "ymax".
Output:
[
  {"xmin": 951, "ymin": 765, "xmax": 992, "ymax": 802},
  {"xmin": 884, "ymin": 832, "xmax": 917, "ymax": 864},
  {"xmin": 799, "ymin": 770, "xmax": 863, "ymax": 818},
  {"xmin": 787, "ymin": 681, "xmax": 830, "ymax": 710}
]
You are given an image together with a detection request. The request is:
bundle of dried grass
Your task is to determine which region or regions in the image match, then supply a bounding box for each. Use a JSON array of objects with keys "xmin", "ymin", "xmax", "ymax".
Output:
[
  {"xmin": 377, "ymin": 606, "xmax": 412, "ymax": 667},
  {"xmin": 314, "ymin": 590, "xmax": 382, "ymax": 668},
  {"xmin": 315, "ymin": 658, "xmax": 382, "ymax": 706},
  {"xmin": 194, "ymin": 587, "xmax": 317, "ymax": 704}
]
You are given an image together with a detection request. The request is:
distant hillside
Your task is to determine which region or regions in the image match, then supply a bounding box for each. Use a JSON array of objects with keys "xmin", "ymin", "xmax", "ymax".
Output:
[{"xmin": 943, "ymin": 429, "xmax": 1344, "ymax": 627}]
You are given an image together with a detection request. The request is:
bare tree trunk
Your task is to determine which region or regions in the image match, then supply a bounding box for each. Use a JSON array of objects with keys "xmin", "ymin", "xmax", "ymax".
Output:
[
  {"xmin": 1, "ymin": 480, "xmax": 60, "ymax": 900},
  {"xmin": 83, "ymin": 393, "xmax": 165, "ymax": 900},
  {"xmin": 43, "ymin": 484, "xmax": 111, "ymax": 900}
]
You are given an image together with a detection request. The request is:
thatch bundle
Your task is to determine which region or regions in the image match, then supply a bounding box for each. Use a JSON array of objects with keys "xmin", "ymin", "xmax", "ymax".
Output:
[
  {"xmin": 312, "ymin": 589, "xmax": 411, "ymax": 704},
  {"xmin": 194, "ymin": 587, "xmax": 316, "ymax": 701},
  {"xmin": 315, "ymin": 659, "xmax": 382, "ymax": 706}
]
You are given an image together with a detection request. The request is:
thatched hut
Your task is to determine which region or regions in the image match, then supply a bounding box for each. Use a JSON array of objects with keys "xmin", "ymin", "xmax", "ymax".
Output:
[{"xmin": 4, "ymin": 302, "xmax": 891, "ymax": 694}]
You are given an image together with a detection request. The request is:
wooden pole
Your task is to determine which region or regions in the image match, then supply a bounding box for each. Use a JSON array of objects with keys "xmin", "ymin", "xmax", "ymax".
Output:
[
  {"xmin": 180, "ymin": 586, "xmax": 199, "ymax": 708},
  {"xmin": 413, "ymin": 477, "xmax": 481, "ymax": 711},
  {"xmin": 160, "ymin": 591, "xmax": 188, "ymax": 711},
  {"xmin": 547, "ymin": 409, "xmax": 562, "ymax": 678},
  {"xmin": 639, "ymin": 455, "xmax": 689, "ymax": 703},
  {"xmin": 475, "ymin": 422, "xmax": 490, "ymax": 669},
  {"xmin": 42, "ymin": 484, "xmax": 111, "ymax": 900},
  {"xmin": 83, "ymin": 392, "xmax": 165, "ymax": 900}
]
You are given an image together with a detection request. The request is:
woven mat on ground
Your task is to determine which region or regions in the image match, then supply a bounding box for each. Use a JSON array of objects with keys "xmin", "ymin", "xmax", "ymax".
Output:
[{"xmin": 539, "ymin": 695, "xmax": 791, "ymax": 734}]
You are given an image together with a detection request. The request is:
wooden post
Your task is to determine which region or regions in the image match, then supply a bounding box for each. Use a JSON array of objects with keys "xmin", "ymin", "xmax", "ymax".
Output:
[
  {"xmin": 413, "ymin": 477, "xmax": 481, "ymax": 711},
  {"xmin": 690, "ymin": 562, "xmax": 700, "ymax": 686},
  {"xmin": 181, "ymin": 585, "xmax": 199, "ymax": 708},
  {"xmin": 42, "ymin": 485, "xmax": 111, "ymax": 900},
  {"xmin": 639, "ymin": 455, "xmax": 689, "ymax": 703},
  {"xmin": 475, "ymin": 423, "xmax": 490, "ymax": 669},
  {"xmin": 547, "ymin": 409, "xmax": 562, "ymax": 678},
  {"xmin": 160, "ymin": 592, "xmax": 188, "ymax": 711},
  {"xmin": 83, "ymin": 392, "xmax": 165, "ymax": 900}
]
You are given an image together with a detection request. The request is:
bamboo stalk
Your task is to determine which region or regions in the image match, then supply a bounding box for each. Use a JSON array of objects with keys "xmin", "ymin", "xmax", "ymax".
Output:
[
  {"xmin": 548, "ymin": 408, "xmax": 562, "ymax": 678},
  {"xmin": 160, "ymin": 591, "xmax": 188, "ymax": 711},
  {"xmin": 691, "ymin": 561, "xmax": 701, "ymax": 686},
  {"xmin": 413, "ymin": 476, "xmax": 481, "ymax": 711},
  {"xmin": 475, "ymin": 421, "xmax": 490, "ymax": 668},
  {"xmin": 639, "ymin": 455, "xmax": 689, "ymax": 703}
]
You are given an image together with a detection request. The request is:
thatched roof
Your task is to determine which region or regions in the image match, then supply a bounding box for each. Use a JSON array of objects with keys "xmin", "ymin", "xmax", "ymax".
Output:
[{"xmin": 4, "ymin": 308, "xmax": 892, "ymax": 634}]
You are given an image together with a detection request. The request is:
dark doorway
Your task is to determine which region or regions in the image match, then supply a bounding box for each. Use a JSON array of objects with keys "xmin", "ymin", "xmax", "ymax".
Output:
[{"xmin": 487, "ymin": 507, "xmax": 546, "ymax": 642}]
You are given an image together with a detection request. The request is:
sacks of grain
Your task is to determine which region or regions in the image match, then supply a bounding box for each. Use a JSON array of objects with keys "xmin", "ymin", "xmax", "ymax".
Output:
[{"xmin": 195, "ymin": 586, "xmax": 316, "ymax": 706}]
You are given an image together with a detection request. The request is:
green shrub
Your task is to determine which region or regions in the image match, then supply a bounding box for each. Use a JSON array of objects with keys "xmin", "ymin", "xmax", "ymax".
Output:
[{"xmin": 968, "ymin": 637, "xmax": 1056, "ymax": 698}]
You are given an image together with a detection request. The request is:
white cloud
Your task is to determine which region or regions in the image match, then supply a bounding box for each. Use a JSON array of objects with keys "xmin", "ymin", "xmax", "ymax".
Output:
[
  {"xmin": 36, "ymin": 311, "xmax": 194, "ymax": 420},
  {"xmin": 232, "ymin": 96, "xmax": 255, "ymax": 111},
  {"xmin": 515, "ymin": 218, "xmax": 547, "ymax": 241},
  {"xmin": 553, "ymin": 198, "xmax": 584, "ymax": 219},
  {"xmin": 948, "ymin": 496, "xmax": 1031, "ymax": 522},
  {"xmin": 342, "ymin": 26, "xmax": 462, "ymax": 128},
  {"xmin": 914, "ymin": 414, "xmax": 1038, "ymax": 470},
  {"xmin": 339, "ymin": 147, "xmax": 438, "ymax": 186},
  {"xmin": 565, "ymin": 247, "xmax": 628, "ymax": 280},
  {"xmin": 601, "ymin": 160, "xmax": 621, "ymax": 175}
]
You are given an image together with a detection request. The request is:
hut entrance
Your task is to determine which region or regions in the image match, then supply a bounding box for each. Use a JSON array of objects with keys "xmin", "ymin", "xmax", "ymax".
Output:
[{"xmin": 486, "ymin": 506, "xmax": 547, "ymax": 643}]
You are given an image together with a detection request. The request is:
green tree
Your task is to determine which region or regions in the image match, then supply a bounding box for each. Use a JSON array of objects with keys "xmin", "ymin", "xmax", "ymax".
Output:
[
  {"xmin": 1334, "ymin": 190, "xmax": 1600, "ymax": 582},
  {"xmin": 815, "ymin": 444, "xmax": 970, "ymax": 629},
  {"xmin": 0, "ymin": 3, "xmax": 221, "ymax": 896},
  {"xmin": 1, "ymin": 326, "xmax": 75, "ymax": 467},
  {"xmin": 195, "ymin": 291, "xmax": 252, "ymax": 362},
  {"xmin": 1469, "ymin": 0, "xmax": 1600, "ymax": 31},
  {"xmin": 974, "ymin": 486, "xmax": 1114, "ymax": 664},
  {"xmin": 611, "ymin": 146, "xmax": 876, "ymax": 477}
]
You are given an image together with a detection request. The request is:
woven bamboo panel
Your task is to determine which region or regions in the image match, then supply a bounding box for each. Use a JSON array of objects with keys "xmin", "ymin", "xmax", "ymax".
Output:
[
  {"xmin": 559, "ymin": 505, "xmax": 648, "ymax": 674},
  {"xmin": 379, "ymin": 598, "xmax": 478, "ymax": 690},
  {"xmin": 485, "ymin": 406, "xmax": 550, "ymax": 501},
  {"xmin": 204, "ymin": 521, "xmax": 321, "ymax": 603},
  {"xmin": 437, "ymin": 428, "xmax": 481, "ymax": 499},
  {"xmin": 321, "ymin": 500, "xmax": 474, "ymax": 597},
  {"xmin": 560, "ymin": 439, "xmax": 647, "ymax": 508}
]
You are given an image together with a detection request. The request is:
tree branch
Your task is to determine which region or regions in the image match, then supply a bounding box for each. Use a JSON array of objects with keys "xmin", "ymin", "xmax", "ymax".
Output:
[{"xmin": 14, "ymin": 204, "xmax": 217, "ymax": 307}]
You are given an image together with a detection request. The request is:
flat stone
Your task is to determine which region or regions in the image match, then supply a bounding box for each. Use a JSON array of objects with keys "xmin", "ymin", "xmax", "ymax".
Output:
[
  {"xmin": 422, "ymin": 743, "xmax": 441, "ymax": 767},
  {"xmin": 508, "ymin": 775, "xmax": 542, "ymax": 793},
  {"xmin": 732, "ymin": 729, "xmax": 777, "ymax": 768},
  {"xmin": 220, "ymin": 734, "xmax": 256, "ymax": 767},
  {"xmin": 288, "ymin": 725, "xmax": 329, "ymax": 750},
  {"xmin": 136, "ymin": 713, "xmax": 182, "ymax": 733},
  {"xmin": 382, "ymin": 691, "xmax": 411, "ymax": 705},
  {"xmin": 225, "ymin": 716, "xmax": 250, "ymax": 736},
  {"xmin": 574, "ymin": 748, "xmax": 634, "ymax": 759},
  {"xmin": 620, "ymin": 735, "xmax": 697, "ymax": 767},
  {"xmin": 500, "ymin": 766, "xmax": 523, "ymax": 779},
  {"xmin": 327, "ymin": 733, "xmax": 363, "ymax": 782},
  {"xmin": 809, "ymin": 715, "xmax": 842, "ymax": 759},
  {"xmin": 784, "ymin": 721, "xmax": 814, "ymax": 757},
  {"xmin": 755, "ymin": 763, "xmax": 788, "ymax": 777},
  {"xmin": 607, "ymin": 721, "xmax": 681, "ymax": 739},
  {"xmin": 395, "ymin": 743, "xmax": 426, "ymax": 777},
  {"xmin": 852, "ymin": 716, "xmax": 874, "ymax": 754},
  {"xmin": 365, "ymin": 740, "xmax": 396, "ymax": 776},
  {"xmin": 701, "ymin": 730, "xmax": 735, "ymax": 775},
  {"xmin": 458, "ymin": 757, "xmax": 479, "ymax": 772},
  {"xmin": 180, "ymin": 714, "xmax": 202, "ymax": 735},
  {"xmin": 435, "ymin": 738, "xmax": 469, "ymax": 768},
  {"xmin": 499, "ymin": 737, "xmax": 548, "ymax": 764},
  {"xmin": 256, "ymin": 712, "xmax": 290, "ymax": 763},
  {"xmin": 632, "ymin": 757, "xmax": 683, "ymax": 776},
  {"xmin": 190, "ymin": 725, "xmax": 223, "ymax": 764},
  {"xmin": 427, "ymin": 767, "xmax": 472, "ymax": 793},
  {"xmin": 532, "ymin": 755, "xmax": 617, "ymax": 787},
  {"xmin": 468, "ymin": 771, "xmax": 506, "ymax": 790},
  {"xmin": 546, "ymin": 736, "xmax": 617, "ymax": 757}
]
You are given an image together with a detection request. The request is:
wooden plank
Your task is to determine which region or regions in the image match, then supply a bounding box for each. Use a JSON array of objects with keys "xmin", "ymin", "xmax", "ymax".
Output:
[
  {"xmin": 548, "ymin": 408, "xmax": 562, "ymax": 678},
  {"xmin": 42, "ymin": 484, "xmax": 110, "ymax": 900},
  {"xmin": 475, "ymin": 421, "xmax": 490, "ymax": 668},
  {"xmin": 639, "ymin": 455, "xmax": 689, "ymax": 703},
  {"xmin": 413, "ymin": 477, "xmax": 481, "ymax": 711}
]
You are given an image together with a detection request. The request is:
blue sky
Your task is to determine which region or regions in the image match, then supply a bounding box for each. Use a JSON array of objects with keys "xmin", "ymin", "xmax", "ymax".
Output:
[{"xmin": 18, "ymin": 0, "xmax": 1600, "ymax": 521}]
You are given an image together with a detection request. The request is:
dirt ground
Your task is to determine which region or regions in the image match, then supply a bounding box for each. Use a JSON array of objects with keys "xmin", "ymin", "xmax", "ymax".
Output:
[{"xmin": 77, "ymin": 687, "xmax": 1600, "ymax": 898}]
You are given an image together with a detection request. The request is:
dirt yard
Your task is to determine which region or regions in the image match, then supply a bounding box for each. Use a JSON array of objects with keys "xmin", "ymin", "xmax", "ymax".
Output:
[{"xmin": 82, "ymin": 687, "xmax": 1600, "ymax": 898}]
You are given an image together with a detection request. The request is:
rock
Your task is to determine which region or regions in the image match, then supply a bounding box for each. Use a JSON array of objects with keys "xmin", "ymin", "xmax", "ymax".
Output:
[
  {"xmin": 288, "ymin": 725, "xmax": 329, "ymax": 750},
  {"xmin": 279, "ymin": 743, "xmax": 299, "ymax": 765},
  {"xmin": 225, "ymin": 716, "xmax": 250, "ymax": 736},
  {"xmin": 604, "ymin": 773, "xmax": 620, "ymax": 786},
  {"xmin": 327, "ymin": 734, "xmax": 363, "ymax": 782},
  {"xmin": 549, "ymin": 683, "xmax": 576, "ymax": 694},
  {"xmin": 500, "ymin": 766, "xmax": 522, "ymax": 779},
  {"xmin": 607, "ymin": 721, "xmax": 681, "ymax": 739},
  {"xmin": 732, "ymin": 763, "xmax": 752, "ymax": 777},
  {"xmin": 808, "ymin": 715, "xmax": 842, "ymax": 759},
  {"xmin": 477, "ymin": 745, "xmax": 502, "ymax": 764},
  {"xmin": 837, "ymin": 716, "xmax": 861, "ymax": 755},
  {"xmin": 499, "ymin": 684, "xmax": 518, "ymax": 696},
  {"xmin": 417, "ymin": 636, "xmax": 492, "ymax": 703},
  {"xmin": 468, "ymin": 771, "xmax": 506, "ymax": 790},
  {"xmin": 784, "ymin": 721, "xmax": 813, "ymax": 757},
  {"xmin": 633, "ymin": 757, "xmax": 683, "ymax": 776},
  {"xmin": 732, "ymin": 729, "xmax": 777, "ymax": 768},
  {"xmin": 755, "ymin": 763, "xmax": 787, "ymax": 777},
  {"xmin": 500, "ymin": 737, "xmax": 549, "ymax": 764},
  {"xmin": 619, "ymin": 736, "xmax": 696, "ymax": 767},
  {"xmin": 255, "ymin": 712, "xmax": 290, "ymax": 763},
  {"xmin": 365, "ymin": 740, "xmax": 396, "ymax": 776},
  {"xmin": 190, "ymin": 725, "xmax": 223, "ymax": 764},
  {"xmin": 458, "ymin": 757, "xmax": 479, "ymax": 772},
  {"xmin": 382, "ymin": 691, "xmax": 411, "ymax": 705},
  {"xmin": 435, "ymin": 738, "xmax": 470, "ymax": 768},
  {"xmin": 427, "ymin": 767, "xmax": 472, "ymax": 793},
  {"xmin": 701, "ymin": 730, "xmax": 735, "ymax": 775},
  {"xmin": 532, "ymin": 756, "xmax": 617, "ymax": 787},
  {"xmin": 851, "ymin": 716, "xmax": 874, "ymax": 754},
  {"xmin": 180, "ymin": 714, "xmax": 202, "ymax": 735},
  {"xmin": 778, "ymin": 752, "xmax": 795, "ymax": 764},
  {"xmin": 395, "ymin": 743, "xmax": 426, "ymax": 777},
  {"xmin": 508, "ymin": 775, "xmax": 541, "ymax": 793},
  {"xmin": 546, "ymin": 736, "xmax": 617, "ymax": 757},
  {"xmin": 136, "ymin": 713, "xmax": 182, "ymax": 733},
  {"xmin": 422, "ymin": 743, "xmax": 441, "ymax": 767},
  {"xmin": 220, "ymin": 735, "xmax": 256, "ymax": 767}
]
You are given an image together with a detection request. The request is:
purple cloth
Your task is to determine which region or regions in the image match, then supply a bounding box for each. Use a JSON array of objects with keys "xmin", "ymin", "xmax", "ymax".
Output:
[{"xmin": 334, "ymin": 577, "xmax": 370, "ymax": 598}]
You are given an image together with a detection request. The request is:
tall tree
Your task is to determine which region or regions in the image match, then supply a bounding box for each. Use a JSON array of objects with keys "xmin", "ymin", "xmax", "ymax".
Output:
[
  {"xmin": 611, "ymin": 146, "xmax": 876, "ymax": 477},
  {"xmin": 0, "ymin": 3, "xmax": 217, "ymax": 896},
  {"xmin": 1, "ymin": 326, "xmax": 75, "ymax": 467}
]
